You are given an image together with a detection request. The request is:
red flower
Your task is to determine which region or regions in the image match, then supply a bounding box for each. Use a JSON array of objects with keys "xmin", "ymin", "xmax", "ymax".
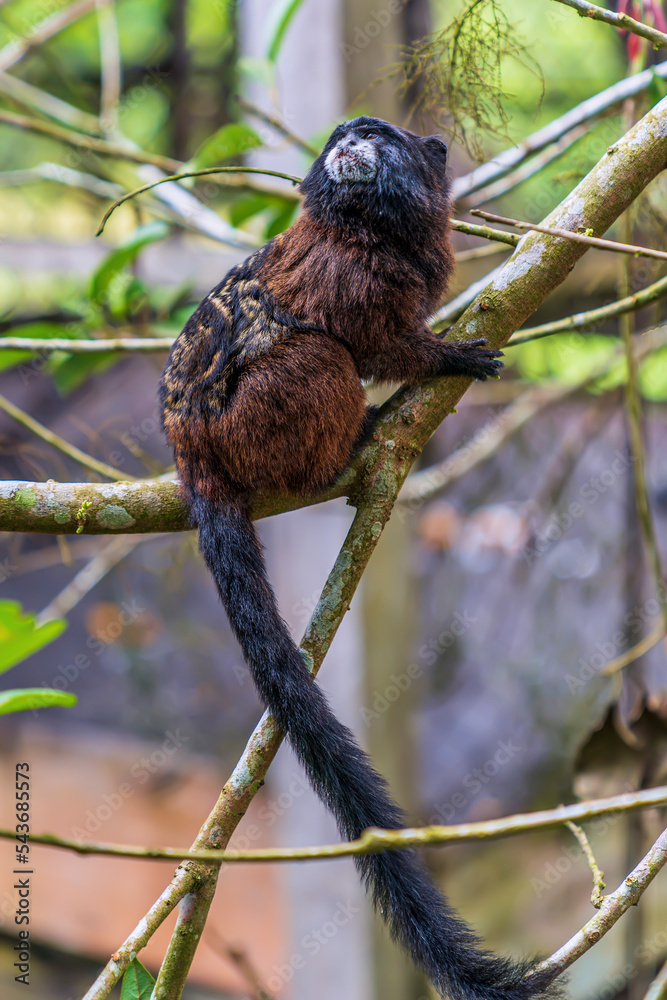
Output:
[{"xmin": 616, "ymin": 0, "xmax": 667, "ymax": 65}]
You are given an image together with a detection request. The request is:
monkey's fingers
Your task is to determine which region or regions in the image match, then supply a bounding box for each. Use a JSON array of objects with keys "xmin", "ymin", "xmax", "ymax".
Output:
[{"xmin": 455, "ymin": 339, "xmax": 504, "ymax": 381}]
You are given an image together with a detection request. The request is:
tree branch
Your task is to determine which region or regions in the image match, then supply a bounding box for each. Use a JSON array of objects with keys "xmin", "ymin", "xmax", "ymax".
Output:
[
  {"xmin": 0, "ymin": 0, "xmax": 97, "ymax": 73},
  {"xmin": 95, "ymin": 0, "xmax": 121, "ymax": 136},
  {"xmin": 533, "ymin": 826, "xmax": 667, "ymax": 981},
  {"xmin": 471, "ymin": 209, "xmax": 667, "ymax": 262},
  {"xmin": 237, "ymin": 96, "xmax": 320, "ymax": 158},
  {"xmin": 0, "ymin": 391, "xmax": 135, "ymax": 482},
  {"xmin": 95, "ymin": 166, "xmax": 301, "ymax": 234},
  {"xmin": 644, "ymin": 959, "xmax": 667, "ymax": 1000},
  {"xmin": 0, "ymin": 107, "xmax": 182, "ymax": 172},
  {"xmin": 565, "ymin": 821, "xmax": 606, "ymax": 908},
  {"xmin": 400, "ymin": 325, "xmax": 667, "ymax": 505},
  {"xmin": 5, "ymin": 786, "xmax": 667, "ymax": 863},
  {"xmin": 550, "ymin": 0, "xmax": 667, "ymax": 50},
  {"xmin": 508, "ymin": 273, "xmax": 667, "ymax": 345},
  {"xmin": 450, "ymin": 58, "xmax": 667, "ymax": 202}
]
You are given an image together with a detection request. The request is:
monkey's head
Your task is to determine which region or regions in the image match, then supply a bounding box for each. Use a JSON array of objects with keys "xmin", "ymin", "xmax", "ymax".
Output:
[{"xmin": 299, "ymin": 116, "xmax": 450, "ymax": 237}]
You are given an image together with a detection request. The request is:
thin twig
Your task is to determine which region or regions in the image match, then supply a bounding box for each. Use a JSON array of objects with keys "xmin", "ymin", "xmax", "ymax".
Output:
[
  {"xmin": 0, "ymin": 391, "xmax": 134, "ymax": 482},
  {"xmin": 508, "ymin": 273, "xmax": 667, "ymax": 345},
  {"xmin": 450, "ymin": 58, "xmax": 667, "ymax": 202},
  {"xmin": 399, "ymin": 383, "xmax": 580, "ymax": 505},
  {"xmin": 95, "ymin": 0, "xmax": 122, "ymax": 135},
  {"xmin": 0, "ymin": 335, "xmax": 174, "ymax": 353},
  {"xmin": 0, "ymin": 107, "xmax": 182, "ymax": 172},
  {"xmin": 0, "ymin": 71, "xmax": 102, "ymax": 133},
  {"xmin": 459, "ymin": 123, "xmax": 590, "ymax": 211},
  {"xmin": 602, "ymin": 619, "xmax": 666, "ymax": 675},
  {"xmin": 237, "ymin": 96, "xmax": 319, "ymax": 157},
  {"xmin": 134, "ymin": 164, "xmax": 260, "ymax": 250},
  {"xmin": 450, "ymin": 218, "xmax": 520, "ymax": 246},
  {"xmin": 95, "ymin": 166, "xmax": 301, "ymax": 234},
  {"xmin": 644, "ymin": 959, "xmax": 667, "ymax": 1000},
  {"xmin": 471, "ymin": 209, "xmax": 667, "ymax": 262},
  {"xmin": 0, "ymin": 0, "xmax": 97, "ymax": 73},
  {"xmin": 550, "ymin": 0, "xmax": 667, "ymax": 50},
  {"xmin": 0, "ymin": 162, "xmax": 122, "ymax": 198},
  {"xmin": 532, "ymin": 826, "xmax": 667, "ymax": 981},
  {"xmin": 37, "ymin": 535, "xmax": 144, "ymax": 623},
  {"xmin": 454, "ymin": 243, "xmax": 511, "ymax": 263},
  {"xmin": 4, "ymin": 786, "xmax": 667, "ymax": 864},
  {"xmin": 618, "ymin": 202, "xmax": 667, "ymax": 633},
  {"xmin": 565, "ymin": 821, "xmax": 606, "ymax": 907}
]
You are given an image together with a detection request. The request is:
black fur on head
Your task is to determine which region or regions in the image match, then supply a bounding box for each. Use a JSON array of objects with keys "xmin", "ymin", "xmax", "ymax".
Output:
[{"xmin": 299, "ymin": 116, "xmax": 450, "ymax": 237}]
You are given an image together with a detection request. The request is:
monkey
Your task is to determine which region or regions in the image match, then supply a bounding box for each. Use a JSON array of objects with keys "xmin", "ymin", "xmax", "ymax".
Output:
[{"xmin": 159, "ymin": 116, "xmax": 560, "ymax": 1000}]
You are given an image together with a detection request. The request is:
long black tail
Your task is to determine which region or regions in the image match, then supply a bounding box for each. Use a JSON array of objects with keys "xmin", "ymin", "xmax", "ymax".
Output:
[{"xmin": 191, "ymin": 487, "xmax": 560, "ymax": 1000}]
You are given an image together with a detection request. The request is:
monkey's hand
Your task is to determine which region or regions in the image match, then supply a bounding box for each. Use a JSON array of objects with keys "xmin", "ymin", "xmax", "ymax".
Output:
[{"xmin": 438, "ymin": 338, "xmax": 503, "ymax": 381}]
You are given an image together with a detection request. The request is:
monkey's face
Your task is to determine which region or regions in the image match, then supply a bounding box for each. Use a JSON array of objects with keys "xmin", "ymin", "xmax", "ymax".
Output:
[
  {"xmin": 323, "ymin": 130, "xmax": 379, "ymax": 184},
  {"xmin": 300, "ymin": 116, "xmax": 450, "ymax": 234}
]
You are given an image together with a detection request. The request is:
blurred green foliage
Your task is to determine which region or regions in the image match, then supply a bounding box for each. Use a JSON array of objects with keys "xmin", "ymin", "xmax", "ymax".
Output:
[
  {"xmin": 0, "ymin": 0, "xmax": 665, "ymax": 402},
  {"xmin": 0, "ymin": 599, "xmax": 73, "ymax": 714}
]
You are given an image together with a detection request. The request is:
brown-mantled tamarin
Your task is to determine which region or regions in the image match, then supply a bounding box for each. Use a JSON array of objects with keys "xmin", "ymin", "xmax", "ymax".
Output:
[{"xmin": 159, "ymin": 117, "xmax": 560, "ymax": 1000}]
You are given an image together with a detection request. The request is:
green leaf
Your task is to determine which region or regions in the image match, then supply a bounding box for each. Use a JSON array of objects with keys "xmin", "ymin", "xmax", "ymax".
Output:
[
  {"xmin": 511, "ymin": 335, "xmax": 616, "ymax": 384},
  {"xmin": 187, "ymin": 122, "xmax": 263, "ymax": 171},
  {"xmin": 639, "ymin": 346, "xmax": 667, "ymax": 401},
  {"xmin": 228, "ymin": 193, "xmax": 277, "ymax": 228},
  {"xmin": 120, "ymin": 959, "xmax": 155, "ymax": 1000},
  {"xmin": 0, "ymin": 688, "xmax": 77, "ymax": 715},
  {"xmin": 0, "ymin": 601, "xmax": 67, "ymax": 674},
  {"xmin": 266, "ymin": 0, "xmax": 306, "ymax": 62},
  {"xmin": 648, "ymin": 68, "xmax": 667, "ymax": 108},
  {"xmin": 50, "ymin": 350, "xmax": 122, "ymax": 396},
  {"xmin": 91, "ymin": 222, "xmax": 170, "ymax": 305},
  {"xmin": 266, "ymin": 200, "xmax": 299, "ymax": 238},
  {"xmin": 148, "ymin": 279, "xmax": 194, "ymax": 319}
]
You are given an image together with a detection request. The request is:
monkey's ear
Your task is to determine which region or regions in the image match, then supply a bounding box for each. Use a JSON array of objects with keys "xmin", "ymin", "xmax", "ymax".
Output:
[{"xmin": 421, "ymin": 135, "xmax": 448, "ymax": 164}]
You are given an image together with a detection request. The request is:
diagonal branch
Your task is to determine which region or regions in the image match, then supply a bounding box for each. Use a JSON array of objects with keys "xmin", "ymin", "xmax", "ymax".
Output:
[
  {"xmin": 450, "ymin": 58, "xmax": 667, "ymax": 202},
  {"xmin": 533, "ymin": 826, "xmax": 667, "ymax": 981},
  {"xmin": 400, "ymin": 325, "xmax": 667, "ymax": 505},
  {"xmin": 0, "ymin": 0, "xmax": 97, "ymax": 73},
  {"xmin": 551, "ymin": 0, "xmax": 667, "ymax": 50},
  {"xmin": 509, "ymin": 274, "xmax": 667, "ymax": 344},
  {"xmin": 644, "ymin": 959, "xmax": 667, "ymax": 1000},
  {"xmin": 0, "ymin": 391, "xmax": 135, "ymax": 482}
]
